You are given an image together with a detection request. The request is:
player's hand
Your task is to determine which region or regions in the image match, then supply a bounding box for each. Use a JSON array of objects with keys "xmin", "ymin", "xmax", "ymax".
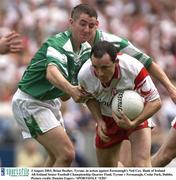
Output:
[
  {"xmin": 0, "ymin": 35, "xmax": 10, "ymax": 54},
  {"xmin": 70, "ymin": 86, "xmax": 93, "ymax": 103},
  {"xmin": 6, "ymin": 31, "xmax": 23, "ymax": 53},
  {"xmin": 97, "ymin": 121, "xmax": 111, "ymax": 142},
  {"xmin": 0, "ymin": 31, "xmax": 23, "ymax": 54},
  {"xmin": 112, "ymin": 111, "xmax": 135, "ymax": 129}
]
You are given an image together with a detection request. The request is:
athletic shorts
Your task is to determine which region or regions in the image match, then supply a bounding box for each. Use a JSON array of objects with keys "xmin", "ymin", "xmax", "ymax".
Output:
[
  {"xmin": 95, "ymin": 115, "xmax": 149, "ymax": 148},
  {"xmin": 12, "ymin": 89, "xmax": 64, "ymax": 139},
  {"xmin": 171, "ymin": 117, "xmax": 176, "ymax": 129}
]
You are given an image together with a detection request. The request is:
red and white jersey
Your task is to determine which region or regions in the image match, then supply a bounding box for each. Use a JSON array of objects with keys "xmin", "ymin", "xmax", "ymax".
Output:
[
  {"xmin": 78, "ymin": 53, "xmax": 160, "ymax": 117},
  {"xmin": 171, "ymin": 117, "xmax": 176, "ymax": 128}
]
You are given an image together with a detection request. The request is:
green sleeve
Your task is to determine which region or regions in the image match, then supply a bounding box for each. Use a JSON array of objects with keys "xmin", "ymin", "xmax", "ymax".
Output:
[
  {"xmin": 46, "ymin": 45, "xmax": 68, "ymax": 78},
  {"xmin": 114, "ymin": 37, "xmax": 153, "ymax": 69}
]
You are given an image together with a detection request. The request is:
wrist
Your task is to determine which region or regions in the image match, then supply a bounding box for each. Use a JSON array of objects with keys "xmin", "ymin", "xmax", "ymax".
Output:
[
  {"xmin": 96, "ymin": 118, "xmax": 104, "ymax": 124},
  {"xmin": 132, "ymin": 119, "xmax": 142, "ymax": 128},
  {"xmin": 168, "ymin": 85, "xmax": 176, "ymax": 93},
  {"xmin": 65, "ymin": 84, "xmax": 75, "ymax": 96}
]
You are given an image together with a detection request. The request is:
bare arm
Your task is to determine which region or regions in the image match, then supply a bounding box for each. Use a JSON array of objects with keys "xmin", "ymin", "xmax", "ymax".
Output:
[
  {"xmin": 86, "ymin": 99, "xmax": 110, "ymax": 142},
  {"xmin": 131, "ymin": 98, "xmax": 161, "ymax": 127},
  {"xmin": 148, "ymin": 62, "xmax": 176, "ymax": 103},
  {"xmin": 46, "ymin": 65, "xmax": 87, "ymax": 102}
]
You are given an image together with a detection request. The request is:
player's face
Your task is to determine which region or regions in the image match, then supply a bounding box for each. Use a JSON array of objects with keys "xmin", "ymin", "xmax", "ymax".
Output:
[
  {"xmin": 70, "ymin": 13, "xmax": 98, "ymax": 44},
  {"xmin": 91, "ymin": 53, "xmax": 116, "ymax": 84}
]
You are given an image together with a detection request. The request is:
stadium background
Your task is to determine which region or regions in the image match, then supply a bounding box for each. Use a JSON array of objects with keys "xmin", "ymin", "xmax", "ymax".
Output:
[{"xmin": 0, "ymin": 0, "xmax": 176, "ymax": 167}]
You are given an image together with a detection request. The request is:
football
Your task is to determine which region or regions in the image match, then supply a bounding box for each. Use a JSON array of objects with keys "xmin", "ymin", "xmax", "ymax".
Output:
[{"xmin": 111, "ymin": 90, "xmax": 144, "ymax": 120}]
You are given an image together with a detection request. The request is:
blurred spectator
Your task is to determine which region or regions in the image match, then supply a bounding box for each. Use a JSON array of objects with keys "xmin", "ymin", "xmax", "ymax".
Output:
[
  {"xmin": 0, "ymin": 115, "xmax": 20, "ymax": 166},
  {"xmin": 0, "ymin": 116, "xmax": 18, "ymax": 145},
  {"xmin": 16, "ymin": 139, "xmax": 45, "ymax": 167}
]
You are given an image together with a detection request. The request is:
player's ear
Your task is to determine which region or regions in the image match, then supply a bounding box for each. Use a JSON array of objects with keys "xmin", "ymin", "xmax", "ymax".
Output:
[
  {"xmin": 69, "ymin": 18, "xmax": 74, "ymax": 25},
  {"xmin": 115, "ymin": 56, "xmax": 119, "ymax": 64},
  {"xmin": 96, "ymin": 20, "xmax": 99, "ymax": 27}
]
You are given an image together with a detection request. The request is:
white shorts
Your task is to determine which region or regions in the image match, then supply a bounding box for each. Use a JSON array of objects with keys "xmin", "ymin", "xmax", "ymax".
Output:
[
  {"xmin": 148, "ymin": 117, "xmax": 156, "ymax": 128},
  {"xmin": 12, "ymin": 89, "xmax": 65, "ymax": 139}
]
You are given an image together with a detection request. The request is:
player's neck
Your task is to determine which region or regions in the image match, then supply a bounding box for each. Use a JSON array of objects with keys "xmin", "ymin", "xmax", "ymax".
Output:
[
  {"xmin": 88, "ymin": 37, "xmax": 94, "ymax": 46},
  {"xmin": 71, "ymin": 37, "xmax": 81, "ymax": 52},
  {"xmin": 101, "ymin": 64, "xmax": 119, "ymax": 88}
]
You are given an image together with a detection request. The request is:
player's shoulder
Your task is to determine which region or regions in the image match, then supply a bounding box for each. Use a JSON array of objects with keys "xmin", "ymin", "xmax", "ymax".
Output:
[
  {"xmin": 46, "ymin": 30, "xmax": 71, "ymax": 47},
  {"xmin": 78, "ymin": 60, "xmax": 98, "ymax": 92},
  {"xmin": 117, "ymin": 53, "xmax": 144, "ymax": 69},
  {"xmin": 97, "ymin": 30, "xmax": 122, "ymax": 42},
  {"xmin": 97, "ymin": 29, "xmax": 128, "ymax": 43},
  {"xmin": 78, "ymin": 59, "xmax": 92, "ymax": 79},
  {"xmin": 96, "ymin": 30, "xmax": 130, "ymax": 50}
]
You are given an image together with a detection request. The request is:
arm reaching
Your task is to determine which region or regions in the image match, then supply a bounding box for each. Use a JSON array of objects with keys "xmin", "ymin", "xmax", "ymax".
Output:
[
  {"xmin": 46, "ymin": 65, "xmax": 89, "ymax": 102},
  {"xmin": 148, "ymin": 61, "xmax": 176, "ymax": 103}
]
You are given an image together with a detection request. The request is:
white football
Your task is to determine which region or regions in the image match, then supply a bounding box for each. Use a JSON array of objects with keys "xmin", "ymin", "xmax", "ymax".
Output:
[{"xmin": 111, "ymin": 90, "xmax": 144, "ymax": 120}]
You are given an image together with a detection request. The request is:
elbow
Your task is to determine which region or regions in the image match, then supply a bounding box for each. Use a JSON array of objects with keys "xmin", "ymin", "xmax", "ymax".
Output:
[
  {"xmin": 46, "ymin": 65, "xmax": 54, "ymax": 82},
  {"xmin": 46, "ymin": 71, "xmax": 51, "ymax": 82}
]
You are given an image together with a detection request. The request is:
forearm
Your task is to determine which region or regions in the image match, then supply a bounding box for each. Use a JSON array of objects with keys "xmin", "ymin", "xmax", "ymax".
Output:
[
  {"xmin": 148, "ymin": 62, "xmax": 175, "ymax": 92},
  {"xmin": 86, "ymin": 99, "xmax": 103, "ymax": 123},
  {"xmin": 46, "ymin": 65, "xmax": 74, "ymax": 95},
  {"xmin": 86, "ymin": 99, "xmax": 110, "ymax": 142},
  {"xmin": 133, "ymin": 98, "xmax": 161, "ymax": 127}
]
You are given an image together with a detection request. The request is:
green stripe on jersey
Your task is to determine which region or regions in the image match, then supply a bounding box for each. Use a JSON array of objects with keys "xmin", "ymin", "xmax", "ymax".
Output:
[{"xmin": 24, "ymin": 115, "xmax": 43, "ymax": 138}]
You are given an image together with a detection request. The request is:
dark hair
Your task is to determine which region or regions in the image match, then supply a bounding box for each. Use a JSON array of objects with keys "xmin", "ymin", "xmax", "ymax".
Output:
[
  {"xmin": 71, "ymin": 4, "xmax": 98, "ymax": 20},
  {"xmin": 91, "ymin": 41, "xmax": 118, "ymax": 62}
]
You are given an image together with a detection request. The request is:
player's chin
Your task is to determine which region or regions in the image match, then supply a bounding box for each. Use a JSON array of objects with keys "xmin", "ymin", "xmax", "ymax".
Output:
[
  {"xmin": 79, "ymin": 39, "xmax": 86, "ymax": 44},
  {"xmin": 80, "ymin": 35, "xmax": 90, "ymax": 42},
  {"xmin": 100, "ymin": 78, "xmax": 108, "ymax": 84}
]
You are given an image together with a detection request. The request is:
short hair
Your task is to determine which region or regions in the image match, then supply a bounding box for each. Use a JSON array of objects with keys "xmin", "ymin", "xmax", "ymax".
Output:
[
  {"xmin": 91, "ymin": 41, "xmax": 118, "ymax": 62},
  {"xmin": 71, "ymin": 4, "xmax": 98, "ymax": 20}
]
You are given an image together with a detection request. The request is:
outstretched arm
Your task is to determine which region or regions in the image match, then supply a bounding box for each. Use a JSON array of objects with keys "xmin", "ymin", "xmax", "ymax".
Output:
[
  {"xmin": 120, "ymin": 38, "xmax": 176, "ymax": 103},
  {"xmin": 46, "ymin": 65, "xmax": 88, "ymax": 102},
  {"xmin": 148, "ymin": 61, "xmax": 176, "ymax": 103}
]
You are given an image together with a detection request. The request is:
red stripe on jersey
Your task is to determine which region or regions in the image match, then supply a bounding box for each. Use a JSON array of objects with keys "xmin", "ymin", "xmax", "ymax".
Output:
[
  {"xmin": 173, "ymin": 122, "xmax": 176, "ymax": 129},
  {"xmin": 134, "ymin": 67, "xmax": 149, "ymax": 89}
]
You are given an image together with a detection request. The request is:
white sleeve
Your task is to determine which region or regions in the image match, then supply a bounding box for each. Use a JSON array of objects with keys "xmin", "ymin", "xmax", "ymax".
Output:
[{"xmin": 77, "ymin": 60, "xmax": 96, "ymax": 94}]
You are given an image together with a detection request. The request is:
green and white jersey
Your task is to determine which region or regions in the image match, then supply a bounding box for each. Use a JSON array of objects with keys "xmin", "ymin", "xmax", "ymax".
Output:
[
  {"xmin": 19, "ymin": 30, "xmax": 91, "ymax": 100},
  {"xmin": 94, "ymin": 30, "xmax": 152, "ymax": 69}
]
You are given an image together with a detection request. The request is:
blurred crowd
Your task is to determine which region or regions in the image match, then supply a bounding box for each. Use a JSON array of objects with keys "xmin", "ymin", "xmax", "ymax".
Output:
[{"xmin": 0, "ymin": 0, "xmax": 176, "ymax": 167}]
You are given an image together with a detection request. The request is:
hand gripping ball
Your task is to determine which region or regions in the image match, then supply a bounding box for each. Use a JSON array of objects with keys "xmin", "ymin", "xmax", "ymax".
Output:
[{"xmin": 112, "ymin": 90, "xmax": 144, "ymax": 120}]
